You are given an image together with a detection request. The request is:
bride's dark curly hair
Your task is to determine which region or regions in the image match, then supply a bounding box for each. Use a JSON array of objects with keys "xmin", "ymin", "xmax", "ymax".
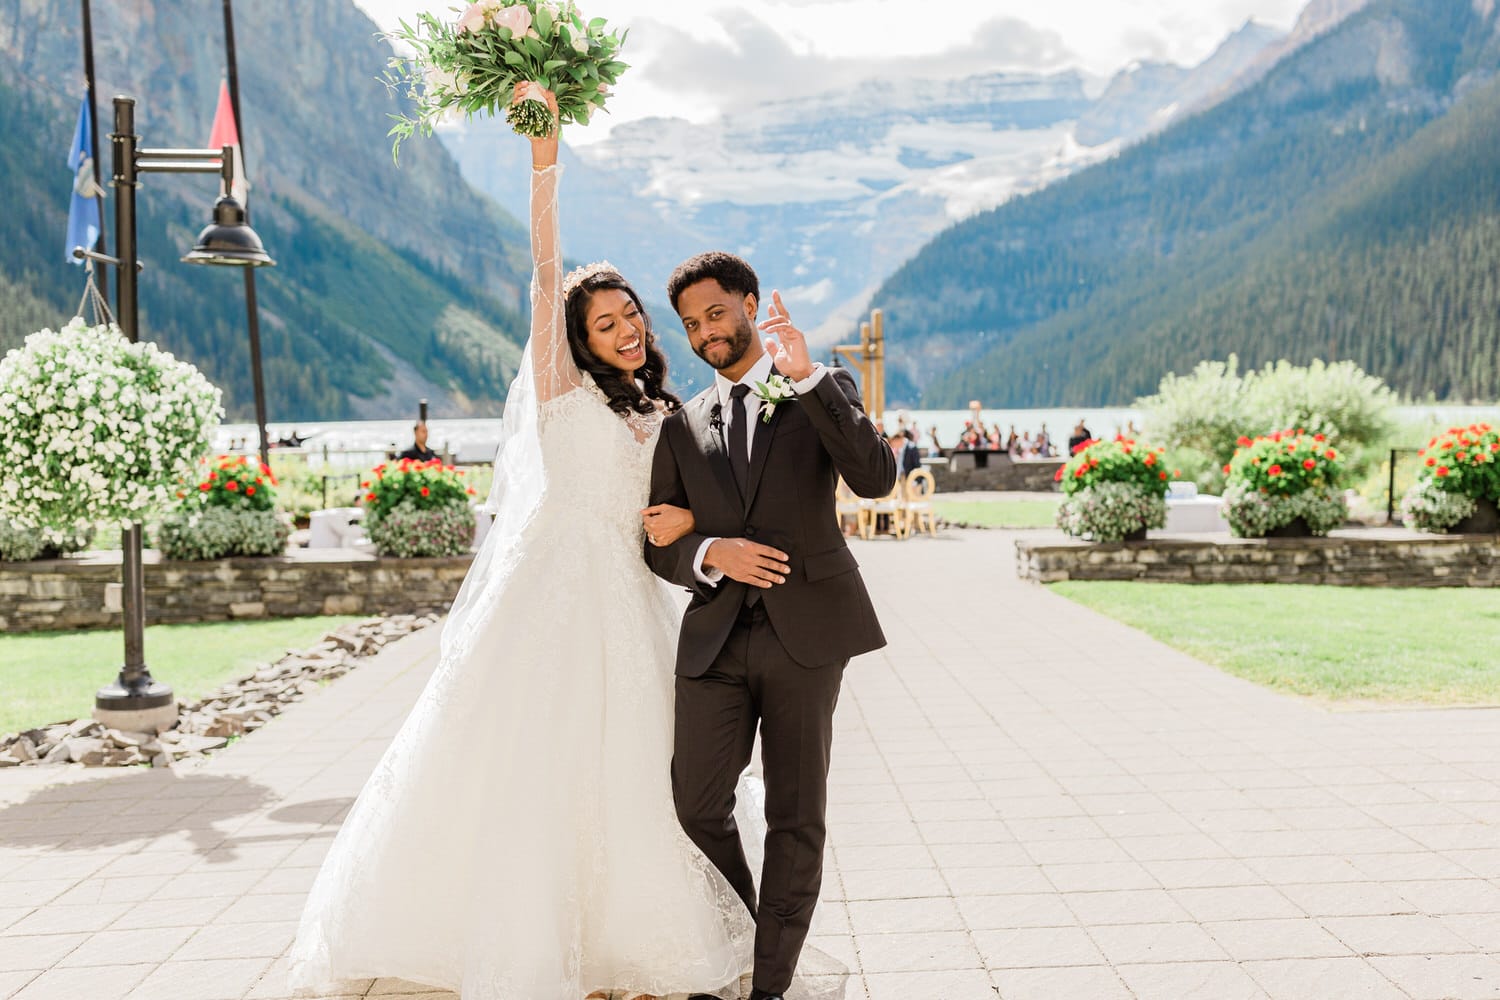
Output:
[{"xmin": 564, "ymin": 270, "xmax": 682, "ymax": 417}]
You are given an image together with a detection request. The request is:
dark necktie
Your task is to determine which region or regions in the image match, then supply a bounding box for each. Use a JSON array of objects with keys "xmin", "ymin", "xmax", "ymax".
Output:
[{"xmin": 729, "ymin": 383, "xmax": 751, "ymax": 497}]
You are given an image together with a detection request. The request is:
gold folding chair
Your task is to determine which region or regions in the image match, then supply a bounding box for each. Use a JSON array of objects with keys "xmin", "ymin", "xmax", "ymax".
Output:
[{"xmin": 905, "ymin": 467, "xmax": 937, "ymax": 536}]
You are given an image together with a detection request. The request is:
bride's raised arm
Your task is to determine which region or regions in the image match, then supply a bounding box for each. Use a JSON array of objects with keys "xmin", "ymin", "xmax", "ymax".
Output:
[{"xmin": 521, "ymin": 84, "xmax": 580, "ymax": 404}]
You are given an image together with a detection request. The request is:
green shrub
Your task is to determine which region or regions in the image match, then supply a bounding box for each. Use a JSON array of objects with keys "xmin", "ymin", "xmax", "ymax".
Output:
[
  {"xmin": 0, "ymin": 520, "xmax": 95, "ymax": 561},
  {"xmin": 365, "ymin": 499, "xmax": 473, "ymax": 558},
  {"xmin": 156, "ymin": 507, "xmax": 291, "ymax": 561},
  {"xmin": 1139, "ymin": 355, "xmax": 1398, "ymax": 491}
]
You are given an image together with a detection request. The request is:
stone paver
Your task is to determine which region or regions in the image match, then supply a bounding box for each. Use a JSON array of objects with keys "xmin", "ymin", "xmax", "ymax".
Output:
[{"xmin": 3, "ymin": 529, "xmax": 1500, "ymax": 999}]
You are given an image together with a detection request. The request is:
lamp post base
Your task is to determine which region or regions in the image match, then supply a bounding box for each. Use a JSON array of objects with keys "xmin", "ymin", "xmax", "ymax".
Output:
[{"xmin": 94, "ymin": 672, "xmax": 178, "ymax": 734}]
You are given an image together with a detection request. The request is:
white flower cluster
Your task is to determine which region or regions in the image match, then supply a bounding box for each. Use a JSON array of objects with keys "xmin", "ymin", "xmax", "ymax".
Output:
[
  {"xmin": 1399, "ymin": 479, "xmax": 1477, "ymax": 533},
  {"xmin": 0, "ymin": 318, "xmax": 223, "ymax": 529},
  {"xmin": 1222, "ymin": 483, "xmax": 1347, "ymax": 538},
  {"xmin": 1056, "ymin": 481, "xmax": 1167, "ymax": 543}
]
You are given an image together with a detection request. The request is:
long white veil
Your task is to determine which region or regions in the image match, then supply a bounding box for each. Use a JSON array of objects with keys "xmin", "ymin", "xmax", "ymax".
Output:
[{"xmin": 439, "ymin": 356, "xmax": 547, "ymax": 666}]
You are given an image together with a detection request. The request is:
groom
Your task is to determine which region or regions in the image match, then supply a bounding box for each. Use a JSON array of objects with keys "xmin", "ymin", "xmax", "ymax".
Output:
[{"xmin": 644, "ymin": 251, "xmax": 897, "ymax": 1000}]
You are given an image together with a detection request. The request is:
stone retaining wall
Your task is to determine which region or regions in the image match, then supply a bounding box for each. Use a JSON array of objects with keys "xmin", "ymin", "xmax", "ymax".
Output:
[
  {"xmin": 0, "ymin": 551, "xmax": 474, "ymax": 633},
  {"xmin": 1016, "ymin": 531, "xmax": 1500, "ymax": 586},
  {"xmin": 932, "ymin": 453, "xmax": 1064, "ymax": 493}
]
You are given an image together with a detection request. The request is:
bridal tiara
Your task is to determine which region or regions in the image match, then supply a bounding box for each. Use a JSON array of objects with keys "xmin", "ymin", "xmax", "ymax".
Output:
[{"xmin": 562, "ymin": 260, "xmax": 622, "ymax": 296}]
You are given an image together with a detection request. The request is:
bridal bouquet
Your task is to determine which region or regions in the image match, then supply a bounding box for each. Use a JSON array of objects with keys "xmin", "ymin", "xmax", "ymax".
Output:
[{"xmin": 386, "ymin": 0, "xmax": 628, "ymax": 157}]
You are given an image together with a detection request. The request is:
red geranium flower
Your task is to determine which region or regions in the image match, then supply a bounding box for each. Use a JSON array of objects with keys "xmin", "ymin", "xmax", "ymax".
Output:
[
  {"xmin": 199, "ymin": 482, "xmax": 211, "ymax": 492},
  {"xmin": 420, "ymin": 486, "xmax": 431, "ymax": 497},
  {"xmin": 1436, "ymin": 466, "xmax": 1450, "ymax": 477},
  {"xmin": 1303, "ymin": 459, "xmax": 1316, "ymax": 470},
  {"xmin": 366, "ymin": 492, "xmax": 377, "ymax": 502},
  {"xmin": 1268, "ymin": 465, "xmax": 1282, "ymax": 476},
  {"xmin": 1159, "ymin": 472, "xmax": 1167, "ymax": 480},
  {"xmin": 1313, "ymin": 433, "xmax": 1326, "ymax": 442},
  {"xmin": 1325, "ymin": 450, "xmax": 1336, "ymax": 460},
  {"xmin": 1143, "ymin": 453, "xmax": 1155, "ymax": 466},
  {"xmin": 225, "ymin": 480, "xmax": 239, "ymax": 491},
  {"xmin": 1426, "ymin": 457, "xmax": 1437, "ymax": 467},
  {"xmin": 1236, "ymin": 436, "xmax": 1252, "ymax": 447},
  {"xmin": 1223, "ymin": 463, "xmax": 1232, "ymax": 474},
  {"xmin": 245, "ymin": 486, "xmax": 256, "ymax": 496},
  {"xmin": 207, "ymin": 471, "xmax": 217, "ymax": 480}
]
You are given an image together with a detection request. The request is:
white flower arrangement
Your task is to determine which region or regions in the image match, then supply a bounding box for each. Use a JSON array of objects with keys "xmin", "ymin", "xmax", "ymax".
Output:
[
  {"xmin": 1399, "ymin": 479, "xmax": 1478, "ymax": 533},
  {"xmin": 1056, "ymin": 481, "xmax": 1167, "ymax": 543},
  {"xmin": 0, "ymin": 318, "xmax": 223, "ymax": 530},
  {"xmin": 1221, "ymin": 483, "xmax": 1347, "ymax": 538}
]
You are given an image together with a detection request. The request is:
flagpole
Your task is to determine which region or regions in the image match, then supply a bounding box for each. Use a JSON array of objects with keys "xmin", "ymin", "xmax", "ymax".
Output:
[
  {"xmin": 221, "ymin": 0, "xmax": 271, "ymax": 470},
  {"xmin": 80, "ymin": 0, "xmax": 108, "ymax": 304}
]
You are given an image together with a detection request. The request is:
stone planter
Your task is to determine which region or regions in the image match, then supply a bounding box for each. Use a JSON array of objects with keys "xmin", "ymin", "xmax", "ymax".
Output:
[
  {"xmin": 1449, "ymin": 497, "xmax": 1500, "ymax": 534},
  {"xmin": 1122, "ymin": 527, "xmax": 1148, "ymax": 542},
  {"xmin": 1264, "ymin": 516, "xmax": 1313, "ymax": 539}
]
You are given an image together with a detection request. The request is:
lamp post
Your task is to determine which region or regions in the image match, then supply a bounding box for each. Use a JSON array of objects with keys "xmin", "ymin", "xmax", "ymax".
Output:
[{"xmin": 78, "ymin": 94, "xmax": 274, "ymax": 733}]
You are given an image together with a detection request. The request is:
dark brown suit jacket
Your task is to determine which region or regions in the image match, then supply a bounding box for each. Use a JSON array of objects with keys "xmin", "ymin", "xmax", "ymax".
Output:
[{"xmin": 646, "ymin": 366, "xmax": 898, "ymax": 676}]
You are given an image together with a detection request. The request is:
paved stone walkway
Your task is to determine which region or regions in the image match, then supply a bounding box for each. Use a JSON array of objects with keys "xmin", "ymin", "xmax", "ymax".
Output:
[{"xmin": 2, "ymin": 529, "xmax": 1500, "ymax": 999}]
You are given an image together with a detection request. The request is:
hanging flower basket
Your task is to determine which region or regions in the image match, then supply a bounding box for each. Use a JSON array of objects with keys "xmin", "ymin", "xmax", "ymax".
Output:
[{"xmin": 0, "ymin": 318, "xmax": 222, "ymax": 531}]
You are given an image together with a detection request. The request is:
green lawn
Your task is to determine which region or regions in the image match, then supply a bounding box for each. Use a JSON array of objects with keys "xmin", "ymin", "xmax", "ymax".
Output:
[
  {"xmin": 1, "ymin": 617, "xmax": 367, "ymax": 734},
  {"xmin": 1049, "ymin": 582, "xmax": 1500, "ymax": 705},
  {"xmin": 935, "ymin": 498, "xmax": 1061, "ymax": 529}
]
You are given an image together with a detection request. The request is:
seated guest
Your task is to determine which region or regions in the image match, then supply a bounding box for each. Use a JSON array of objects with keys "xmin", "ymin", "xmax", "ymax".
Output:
[{"xmin": 398, "ymin": 421, "xmax": 439, "ymax": 462}]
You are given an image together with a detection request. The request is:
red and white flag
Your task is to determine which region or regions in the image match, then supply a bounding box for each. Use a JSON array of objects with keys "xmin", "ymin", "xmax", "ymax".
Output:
[{"xmin": 208, "ymin": 79, "xmax": 249, "ymax": 205}]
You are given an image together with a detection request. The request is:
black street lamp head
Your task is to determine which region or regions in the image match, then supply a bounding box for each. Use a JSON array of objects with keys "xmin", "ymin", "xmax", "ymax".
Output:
[{"xmin": 182, "ymin": 194, "xmax": 275, "ymax": 267}]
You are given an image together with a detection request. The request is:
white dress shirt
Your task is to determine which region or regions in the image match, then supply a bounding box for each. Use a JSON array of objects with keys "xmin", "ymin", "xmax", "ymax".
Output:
[{"xmin": 692, "ymin": 356, "xmax": 829, "ymax": 585}]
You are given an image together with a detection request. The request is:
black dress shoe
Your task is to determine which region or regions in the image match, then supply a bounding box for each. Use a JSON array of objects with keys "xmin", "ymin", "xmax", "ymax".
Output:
[{"xmin": 749, "ymin": 990, "xmax": 784, "ymax": 1000}]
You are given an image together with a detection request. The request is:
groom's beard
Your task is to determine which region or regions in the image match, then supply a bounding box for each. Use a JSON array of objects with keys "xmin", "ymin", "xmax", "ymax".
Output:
[{"xmin": 694, "ymin": 313, "xmax": 755, "ymax": 370}]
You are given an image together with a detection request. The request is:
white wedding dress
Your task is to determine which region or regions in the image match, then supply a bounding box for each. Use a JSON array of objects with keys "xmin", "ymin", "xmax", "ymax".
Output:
[{"xmin": 289, "ymin": 165, "xmax": 755, "ymax": 999}]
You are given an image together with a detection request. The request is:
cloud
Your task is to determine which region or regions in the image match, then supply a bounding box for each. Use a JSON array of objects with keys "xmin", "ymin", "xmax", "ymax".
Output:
[{"xmin": 626, "ymin": 9, "xmax": 1076, "ymax": 116}]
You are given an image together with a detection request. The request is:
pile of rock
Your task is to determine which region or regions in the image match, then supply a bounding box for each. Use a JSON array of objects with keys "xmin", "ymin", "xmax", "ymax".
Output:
[{"xmin": 0, "ymin": 614, "xmax": 437, "ymax": 769}]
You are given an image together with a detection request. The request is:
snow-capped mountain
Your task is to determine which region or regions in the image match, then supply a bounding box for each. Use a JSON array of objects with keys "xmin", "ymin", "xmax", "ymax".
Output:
[{"xmin": 442, "ymin": 22, "xmax": 1285, "ymax": 347}]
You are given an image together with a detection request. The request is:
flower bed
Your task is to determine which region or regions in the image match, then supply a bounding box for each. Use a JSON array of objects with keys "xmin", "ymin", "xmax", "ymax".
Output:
[
  {"xmin": 1401, "ymin": 423, "xmax": 1499, "ymax": 533},
  {"xmin": 363, "ymin": 458, "xmax": 478, "ymax": 558},
  {"xmin": 1054, "ymin": 437, "xmax": 1171, "ymax": 542},
  {"xmin": 1222, "ymin": 431, "xmax": 1347, "ymax": 537},
  {"xmin": 155, "ymin": 455, "xmax": 290, "ymax": 560}
]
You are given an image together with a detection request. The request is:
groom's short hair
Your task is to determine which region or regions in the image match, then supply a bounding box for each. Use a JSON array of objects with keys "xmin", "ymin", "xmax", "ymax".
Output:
[{"xmin": 667, "ymin": 251, "xmax": 760, "ymax": 313}]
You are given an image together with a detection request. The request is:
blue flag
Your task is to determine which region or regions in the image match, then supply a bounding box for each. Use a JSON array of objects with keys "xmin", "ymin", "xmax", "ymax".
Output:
[{"xmin": 65, "ymin": 94, "xmax": 104, "ymax": 263}]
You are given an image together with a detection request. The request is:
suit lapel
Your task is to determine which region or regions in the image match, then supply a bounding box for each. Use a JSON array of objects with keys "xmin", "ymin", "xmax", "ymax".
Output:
[
  {"xmin": 691, "ymin": 390, "xmax": 741, "ymax": 507},
  {"xmin": 742, "ymin": 365, "xmax": 786, "ymax": 512}
]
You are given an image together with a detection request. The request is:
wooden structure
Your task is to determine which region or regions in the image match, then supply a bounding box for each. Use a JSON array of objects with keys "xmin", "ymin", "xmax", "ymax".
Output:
[{"xmin": 832, "ymin": 307, "xmax": 886, "ymax": 419}]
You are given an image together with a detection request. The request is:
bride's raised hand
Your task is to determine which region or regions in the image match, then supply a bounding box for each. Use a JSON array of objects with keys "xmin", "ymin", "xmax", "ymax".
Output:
[
  {"xmin": 514, "ymin": 82, "xmax": 560, "ymax": 168},
  {"xmin": 640, "ymin": 503, "xmax": 695, "ymax": 547}
]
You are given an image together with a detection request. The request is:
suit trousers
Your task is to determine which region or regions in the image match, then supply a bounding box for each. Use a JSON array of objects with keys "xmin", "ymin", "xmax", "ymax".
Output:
[{"xmin": 672, "ymin": 602, "xmax": 846, "ymax": 995}]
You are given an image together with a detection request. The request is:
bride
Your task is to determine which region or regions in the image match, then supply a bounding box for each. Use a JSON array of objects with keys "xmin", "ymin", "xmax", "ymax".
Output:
[{"xmin": 288, "ymin": 84, "xmax": 754, "ymax": 999}]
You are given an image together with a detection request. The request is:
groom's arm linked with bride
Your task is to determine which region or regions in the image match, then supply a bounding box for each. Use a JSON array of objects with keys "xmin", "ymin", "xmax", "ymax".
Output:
[{"xmin": 644, "ymin": 264, "xmax": 896, "ymax": 999}]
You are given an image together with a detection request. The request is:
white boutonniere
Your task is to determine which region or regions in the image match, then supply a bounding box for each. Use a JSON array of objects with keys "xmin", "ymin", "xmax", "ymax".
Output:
[{"xmin": 753, "ymin": 374, "xmax": 799, "ymax": 423}]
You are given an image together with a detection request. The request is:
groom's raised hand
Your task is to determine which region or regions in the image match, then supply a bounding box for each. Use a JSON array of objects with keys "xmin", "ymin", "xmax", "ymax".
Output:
[
  {"xmin": 704, "ymin": 538, "xmax": 791, "ymax": 589},
  {"xmin": 758, "ymin": 290, "xmax": 815, "ymax": 381}
]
